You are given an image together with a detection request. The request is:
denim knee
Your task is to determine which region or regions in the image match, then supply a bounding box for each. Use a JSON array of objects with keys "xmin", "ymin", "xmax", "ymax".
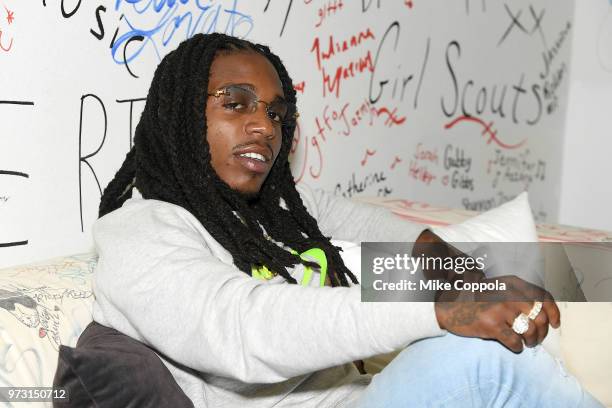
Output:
[{"xmin": 356, "ymin": 334, "xmax": 603, "ymax": 408}]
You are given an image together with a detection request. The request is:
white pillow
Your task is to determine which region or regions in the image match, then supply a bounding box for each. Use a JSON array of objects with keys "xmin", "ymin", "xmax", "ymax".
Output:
[{"xmin": 432, "ymin": 192, "xmax": 538, "ymax": 243}]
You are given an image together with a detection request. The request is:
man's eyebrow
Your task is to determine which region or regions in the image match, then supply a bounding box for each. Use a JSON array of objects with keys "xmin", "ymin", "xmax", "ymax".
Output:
[
  {"xmin": 230, "ymin": 82, "xmax": 256, "ymax": 92},
  {"xmin": 223, "ymin": 82, "xmax": 286, "ymax": 101}
]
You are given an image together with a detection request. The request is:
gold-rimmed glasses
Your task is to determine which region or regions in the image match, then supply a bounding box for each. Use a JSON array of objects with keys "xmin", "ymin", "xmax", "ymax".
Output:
[{"xmin": 207, "ymin": 85, "xmax": 299, "ymax": 126}]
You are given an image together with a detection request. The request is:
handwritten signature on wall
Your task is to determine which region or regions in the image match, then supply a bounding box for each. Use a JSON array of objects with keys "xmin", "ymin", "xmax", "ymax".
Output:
[
  {"xmin": 0, "ymin": 99, "xmax": 34, "ymax": 249},
  {"xmin": 42, "ymin": 0, "xmax": 254, "ymax": 78},
  {"xmin": 112, "ymin": 0, "xmax": 254, "ymax": 77},
  {"xmin": 0, "ymin": 1, "xmax": 15, "ymax": 52},
  {"xmin": 290, "ymin": 99, "xmax": 407, "ymax": 183}
]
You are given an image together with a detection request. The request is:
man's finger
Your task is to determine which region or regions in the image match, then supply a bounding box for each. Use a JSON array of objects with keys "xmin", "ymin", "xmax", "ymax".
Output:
[
  {"xmin": 541, "ymin": 293, "xmax": 561, "ymax": 328},
  {"xmin": 504, "ymin": 308, "xmax": 538, "ymax": 348},
  {"xmin": 498, "ymin": 326, "xmax": 524, "ymax": 353},
  {"xmin": 530, "ymin": 309, "xmax": 549, "ymax": 344},
  {"xmin": 514, "ymin": 282, "xmax": 561, "ymax": 329},
  {"xmin": 521, "ymin": 321, "xmax": 538, "ymax": 347}
]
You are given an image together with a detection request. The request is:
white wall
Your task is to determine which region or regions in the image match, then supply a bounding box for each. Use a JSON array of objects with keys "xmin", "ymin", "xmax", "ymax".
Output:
[
  {"xmin": 0, "ymin": 1, "xmax": 576, "ymax": 268},
  {"xmin": 560, "ymin": 0, "xmax": 612, "ymax": 231}
]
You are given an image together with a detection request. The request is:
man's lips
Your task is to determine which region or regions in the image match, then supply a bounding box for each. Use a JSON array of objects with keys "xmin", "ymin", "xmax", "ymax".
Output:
[
  {"xmin": 234, "ymin": 155, "xmax": 270, "ymax": 174},
  {"xmin": 233, "ymin": 144, "xmax": 273, "ymax": 174},
  {"xmin": 233, "ymin": 143, "xmax": 272, "ymax": 161}
]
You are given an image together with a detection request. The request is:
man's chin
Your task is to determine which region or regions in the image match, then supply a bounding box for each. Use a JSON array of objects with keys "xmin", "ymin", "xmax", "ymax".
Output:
[
  {"xmin": 223, "ymin": 179, "xmax": 262, "ymax": 202},
  {"xmin": 236, "ymin": 189, "xmax": 261, "ymax": 202}
]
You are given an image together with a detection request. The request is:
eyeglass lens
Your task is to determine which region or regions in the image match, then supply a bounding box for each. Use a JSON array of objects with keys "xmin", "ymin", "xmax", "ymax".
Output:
[{"xmin": 221, "ymin": 86, "xmax": 289, "ymax": 123}]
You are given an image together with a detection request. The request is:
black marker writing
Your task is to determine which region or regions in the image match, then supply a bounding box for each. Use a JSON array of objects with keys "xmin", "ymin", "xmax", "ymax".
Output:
[
  {"xmin": 441, "ymin": 40, "xmax": 543, "ymax": 126},
  {"xmin": 116, "ymin": 97, "xmax": 146, "ymax": 149},
  {"xmin": 78, "ymin": 94, "xmax": 107, "ymax": 232}
]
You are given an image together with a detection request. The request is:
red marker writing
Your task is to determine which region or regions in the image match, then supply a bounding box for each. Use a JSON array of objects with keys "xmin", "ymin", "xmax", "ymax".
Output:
[
  {"xmin": 361, "ymin": 149, "xmax": 376, "ymax": 166},
  {"xmin": 444, "ymin": 116, "xmax": 526, "ymax": 150}
]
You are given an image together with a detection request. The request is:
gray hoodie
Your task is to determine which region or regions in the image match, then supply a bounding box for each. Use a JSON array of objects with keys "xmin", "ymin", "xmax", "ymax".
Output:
[{"xmin": 91, "ymin": 183, "xmax": 446, "ymax": 407}]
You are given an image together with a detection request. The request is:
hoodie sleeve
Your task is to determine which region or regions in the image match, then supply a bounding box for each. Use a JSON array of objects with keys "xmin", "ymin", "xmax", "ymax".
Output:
[
  {"xmin": 296, "ymin": 182, "xmax": 426, "ymax": 243},
  {"xmin": 91, "ymin": 199, "xmax": 445, "ymax": 384}
]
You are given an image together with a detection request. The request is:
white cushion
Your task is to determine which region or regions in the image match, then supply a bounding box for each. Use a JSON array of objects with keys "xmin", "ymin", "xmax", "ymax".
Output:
[
  {"xmin": 432, "ymin": 192, "xmax": 538, "ymax": 243},
  {"xmin": 0, "ymin": 254, "xmax": 96, "ymax": 389}
]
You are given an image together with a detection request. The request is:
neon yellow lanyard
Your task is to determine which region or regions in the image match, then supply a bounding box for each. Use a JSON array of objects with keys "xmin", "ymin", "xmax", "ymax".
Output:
[{"xmin": 251, "ymin": 247, "xmax": 328, "ymax": 287}]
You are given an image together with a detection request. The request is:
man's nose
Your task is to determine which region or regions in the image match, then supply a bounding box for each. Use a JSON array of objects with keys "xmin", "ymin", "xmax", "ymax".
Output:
[{"xmin": 245, "ymin": 103, "xmax": 275, "ymax": 139}]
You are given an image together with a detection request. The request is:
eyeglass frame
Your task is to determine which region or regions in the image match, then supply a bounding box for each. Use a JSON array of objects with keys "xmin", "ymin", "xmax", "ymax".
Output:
[{"xmin": 206, "ymin": 85, "xmax": 299, "ymax": 126}]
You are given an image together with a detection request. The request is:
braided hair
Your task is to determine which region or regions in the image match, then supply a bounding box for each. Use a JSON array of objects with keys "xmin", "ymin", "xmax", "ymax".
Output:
[{"xmin": 99, "ymin": 33, "xmax": 358, "ymax": 287}]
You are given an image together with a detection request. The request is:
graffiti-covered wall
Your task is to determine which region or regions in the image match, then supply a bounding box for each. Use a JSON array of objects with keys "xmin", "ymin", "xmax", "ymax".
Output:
[{"xmin": 0, "ymin": 0, "xmax": 574, "ymax": 267}]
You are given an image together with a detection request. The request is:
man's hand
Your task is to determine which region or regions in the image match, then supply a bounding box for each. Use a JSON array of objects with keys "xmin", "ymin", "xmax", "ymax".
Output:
[
  {"xmin": 434, "ymin": 275, "xmax": 561, "ymax": 352},
  {"xmin": 415, "ymin": 230, "xmax": 561, "ymax": 352}
]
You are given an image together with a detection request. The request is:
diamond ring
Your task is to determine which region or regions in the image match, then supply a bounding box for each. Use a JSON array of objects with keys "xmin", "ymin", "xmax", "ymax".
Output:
[
  {"xmin": 512, "ymin": 313, "xmax": 530, "ymax": 335},
  {"xmin": 528, "ymin": 301, "xmax": 543, "ymax": 320}
]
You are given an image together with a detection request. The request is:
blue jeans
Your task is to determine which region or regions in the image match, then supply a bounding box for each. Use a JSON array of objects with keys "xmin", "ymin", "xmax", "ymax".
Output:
[{"xmin": 356, "ymin": 334, "xmax": 604, "ymax": 407}]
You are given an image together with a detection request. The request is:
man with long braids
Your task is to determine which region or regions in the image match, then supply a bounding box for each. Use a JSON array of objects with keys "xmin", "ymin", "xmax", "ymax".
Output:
[{"xmin": 86, "ymin": 33, "xmax": 602, "ymax": 407}]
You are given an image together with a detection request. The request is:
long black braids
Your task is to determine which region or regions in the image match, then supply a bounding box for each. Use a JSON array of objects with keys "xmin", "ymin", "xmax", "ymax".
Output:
[{"xmin": 99, "ymin": 33, "xmax": 358, "ymax": 287}]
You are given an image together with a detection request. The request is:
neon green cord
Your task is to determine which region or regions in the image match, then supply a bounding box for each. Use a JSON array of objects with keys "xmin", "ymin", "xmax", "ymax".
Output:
[{"xmin": 252, "ymin": 247, "xmax": 328, "ymax": 287}]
